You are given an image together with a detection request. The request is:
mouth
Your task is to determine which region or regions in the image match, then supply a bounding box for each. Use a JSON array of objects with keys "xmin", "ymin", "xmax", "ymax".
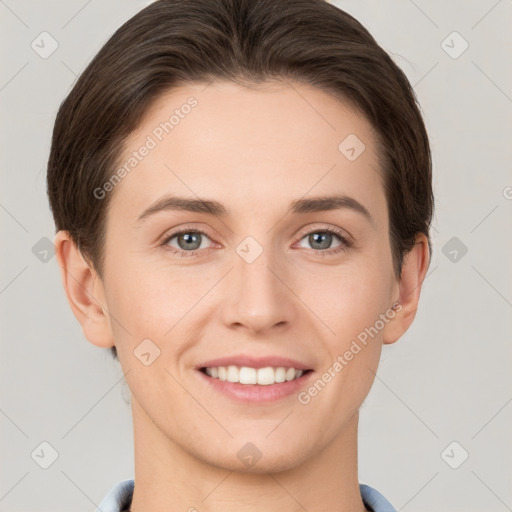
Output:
[
  {"xmin": 199, "ymin": 365, "xmax": 314, "ymax": 385},
  {"xmin": 195, "ymin": 355, "xmax": 315, "ymax": 402}
]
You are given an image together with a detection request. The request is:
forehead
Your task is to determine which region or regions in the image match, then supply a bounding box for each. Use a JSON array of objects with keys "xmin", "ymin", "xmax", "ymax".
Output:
[{"xmin": 107, "ymin": 79, "xmax": 386, "ymax": 225}]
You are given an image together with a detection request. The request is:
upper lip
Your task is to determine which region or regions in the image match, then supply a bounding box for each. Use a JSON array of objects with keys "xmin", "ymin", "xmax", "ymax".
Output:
[{"xmin": 197, "ymin": 355, "xmax": 313, "ymax": 371}]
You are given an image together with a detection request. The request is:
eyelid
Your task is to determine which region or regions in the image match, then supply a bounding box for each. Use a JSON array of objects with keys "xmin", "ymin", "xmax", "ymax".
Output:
[
  {"xmin": 292, "ymin": 225, "xmax": 354, "ymax": 255},
  {"xmin": 161, "ymin": 224, "xmax": 216, "ymax": 252},
  {"xmin": 294, "ymin": 223, "xmax": 353, "ymax": 244}
]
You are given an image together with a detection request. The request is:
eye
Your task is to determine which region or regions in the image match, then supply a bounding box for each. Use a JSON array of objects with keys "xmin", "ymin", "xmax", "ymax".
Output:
[
  {"xmin": 161, "ymin": 225, "xmax": 353, "ymax": 258},
  {"xmin": 162, "ymin": 229, "xmax": 214, "ymax": 257},
  {"xmin": 296, "ymin": 227, "xmax": 352, "ymax": 254}
]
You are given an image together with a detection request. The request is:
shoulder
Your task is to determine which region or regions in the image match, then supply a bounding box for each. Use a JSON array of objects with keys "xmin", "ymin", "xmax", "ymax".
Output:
[
  {"xmin": 359, "ymin": 483, "xmax": 397, "ymax": 512},
  {"xmin": 95, "ymin": 479, "xmax": 134, "ymax": 512}
]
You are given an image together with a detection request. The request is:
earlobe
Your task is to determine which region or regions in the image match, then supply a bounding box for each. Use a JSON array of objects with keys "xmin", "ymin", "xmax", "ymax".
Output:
[
  {"xmin": 54, "ymin": 230, "xmax": 115, "ymax": 349},
  {"xmin": 382, "ymin": 233, "xmax": 430, "ymax": 345}
]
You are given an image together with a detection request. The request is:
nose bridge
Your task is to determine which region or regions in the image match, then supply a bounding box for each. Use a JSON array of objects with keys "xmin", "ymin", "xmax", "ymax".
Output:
[{"xmin": 224, "ymin": 234, "xmax": 293, "ymax": 332}]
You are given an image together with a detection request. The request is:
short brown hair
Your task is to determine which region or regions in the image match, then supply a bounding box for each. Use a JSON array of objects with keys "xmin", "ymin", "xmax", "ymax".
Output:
[{"xmin": 47, "ymin": 0, "xmax": 434, "ymax": 361}]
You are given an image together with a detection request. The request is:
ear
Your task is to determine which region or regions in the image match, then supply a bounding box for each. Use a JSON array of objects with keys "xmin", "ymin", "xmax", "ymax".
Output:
[
  {"xmin": 54, "ymin": 230, "xmax": 115, "ymax": 349},
  {"xmin": 382, "ymin": 233, "xmax": 430, "ymax": 345}
]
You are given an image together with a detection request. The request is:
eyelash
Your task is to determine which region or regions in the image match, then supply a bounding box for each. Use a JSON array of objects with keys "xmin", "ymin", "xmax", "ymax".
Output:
[{"xmin": 161, "ymin": 226, "xmax": 353, "ymax": 258}]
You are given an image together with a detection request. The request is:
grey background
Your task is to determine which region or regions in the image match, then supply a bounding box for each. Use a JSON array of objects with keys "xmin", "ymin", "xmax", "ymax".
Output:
[{"xmin": 1, "ymin": 0, "xmax": 511, "ymax": 510}]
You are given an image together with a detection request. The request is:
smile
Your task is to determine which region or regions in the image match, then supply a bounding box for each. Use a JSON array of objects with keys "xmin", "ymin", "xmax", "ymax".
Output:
[{"xmin": 200, "ymin": 365, "xmax": 312, "ymax": 385}]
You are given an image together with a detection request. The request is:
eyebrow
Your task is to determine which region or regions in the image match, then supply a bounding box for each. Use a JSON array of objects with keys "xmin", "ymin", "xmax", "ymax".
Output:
[{"xmin": 136, "ymin": 194, "xmax": 374, "ymax": 225}]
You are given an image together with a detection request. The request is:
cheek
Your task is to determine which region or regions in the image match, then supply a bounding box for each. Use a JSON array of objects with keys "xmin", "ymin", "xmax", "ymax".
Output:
[
  {"xmin": 301, "ymin": 256, "xmax": 392, "ymax": 341},
  {"xmin": 105, "ymin": 253, "xmax": 196, "ymax": 323},
  {"xmin": 301, "ymin": 263, "xmax": 390, "ymax": 413}
]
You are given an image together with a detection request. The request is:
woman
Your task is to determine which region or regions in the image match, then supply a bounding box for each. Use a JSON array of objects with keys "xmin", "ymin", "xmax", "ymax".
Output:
[{"xmin": 47, "ymin": 0, "xmax": 433, "ymax": 510}]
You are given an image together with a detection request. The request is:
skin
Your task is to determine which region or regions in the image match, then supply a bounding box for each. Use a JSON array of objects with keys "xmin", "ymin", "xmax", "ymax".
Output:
[{"xmin": 55, "ymin": 80, "xmax": 430, "ymax": 512}]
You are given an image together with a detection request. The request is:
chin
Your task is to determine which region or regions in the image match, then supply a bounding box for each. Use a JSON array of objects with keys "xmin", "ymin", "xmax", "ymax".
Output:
[{"xmin": 197, "ymin": 438, "xmax": 311, "ymax": 475}]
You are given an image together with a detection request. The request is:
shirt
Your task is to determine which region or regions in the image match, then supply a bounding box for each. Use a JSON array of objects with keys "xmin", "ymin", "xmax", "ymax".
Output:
[{"xmin": 95, "ymin": 478, "xmax": 397, "ymax": 512}]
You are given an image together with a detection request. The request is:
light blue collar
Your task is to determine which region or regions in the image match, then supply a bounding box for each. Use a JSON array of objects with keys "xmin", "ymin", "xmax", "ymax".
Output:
[{"xmin": 95, "ymin": 478, "xmax": 397, "ymax": 512}]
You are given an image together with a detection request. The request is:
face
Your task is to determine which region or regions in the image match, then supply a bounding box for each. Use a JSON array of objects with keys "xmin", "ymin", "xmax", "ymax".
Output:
[{"xmin": 99, "ymin": 80, "xmax": 400, "ymax": 472}]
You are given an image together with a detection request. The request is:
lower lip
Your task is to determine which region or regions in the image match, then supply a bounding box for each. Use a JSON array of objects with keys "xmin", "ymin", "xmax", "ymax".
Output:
[{"xmin": 196, "ymin": 369, "xmax": 314, "ymax": 403}]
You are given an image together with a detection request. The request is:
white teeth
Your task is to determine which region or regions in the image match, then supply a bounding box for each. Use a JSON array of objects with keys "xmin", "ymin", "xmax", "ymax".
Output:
[
  {"xmin": 257, "ymin": 367, "xmax": 275, "ymax": 385},
  {"xmin": 227, "ymin": 365, "xmax": 239, "ymax": 383},
  {"xmin": 203, "ymin": 365, "xmax": 306, "ymax": 385},
  {"xmin": 239, "ymin": 366, "xmax": 257, "ymax": 384},
  {"xmin": 275, "ymin": 367, "xmax": 286, "ymax": 383}
]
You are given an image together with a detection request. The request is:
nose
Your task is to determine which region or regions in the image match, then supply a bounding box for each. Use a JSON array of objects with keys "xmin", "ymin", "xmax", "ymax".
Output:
[{"xmin": 221, "ymin": 246, "xmax": 296, "ymax": 335}]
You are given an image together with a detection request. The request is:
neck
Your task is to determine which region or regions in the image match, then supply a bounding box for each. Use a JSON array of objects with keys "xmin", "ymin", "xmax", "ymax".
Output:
[{"xmin": 129, "ymin": 399, "xmax": 368, "ymax": 512}]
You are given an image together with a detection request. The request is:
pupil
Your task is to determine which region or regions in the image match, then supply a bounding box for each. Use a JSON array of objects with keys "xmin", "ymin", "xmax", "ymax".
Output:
[
  {"xmin": 179, "ymin": 233, "xmax": 201, "ymax": 250},
  {"xmin": 310, "ymin": 232, "xmax": 331, "ymax": 250}
]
